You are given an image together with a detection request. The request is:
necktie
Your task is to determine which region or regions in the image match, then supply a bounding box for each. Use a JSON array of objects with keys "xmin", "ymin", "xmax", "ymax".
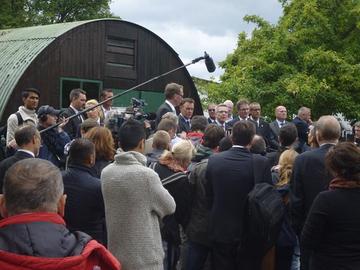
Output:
[{"xmin": 280, "ymin": 122, "xmax": 284, "ymax": 128}]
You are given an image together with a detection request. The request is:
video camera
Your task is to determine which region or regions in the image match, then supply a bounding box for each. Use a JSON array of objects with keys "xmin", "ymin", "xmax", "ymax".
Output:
[{"xmin": 106, "ymin": 97, "xmax": 155, "ymax": 143}]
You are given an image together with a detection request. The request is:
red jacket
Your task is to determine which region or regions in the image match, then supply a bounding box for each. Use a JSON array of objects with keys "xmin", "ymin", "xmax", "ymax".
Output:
[{"xmin": 0, "ymin": 213, "xmax": 121, "ymax": 270}]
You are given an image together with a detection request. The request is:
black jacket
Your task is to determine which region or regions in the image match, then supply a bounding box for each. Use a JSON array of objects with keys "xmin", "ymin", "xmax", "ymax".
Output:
[
  {"xmin": 62, "ymin": 164, "xmax": 106, "ymax": 245},
  {"xmin": 38, "ymin": 126, "xmax": 70, "ymax": 168},
  {"xmin": 60, "ymin": 107, "xmax": 83, "ymax": 140},
  {"xmin": 301, "ymin": 188, "xmax": 360, "ymax": 270},
  {"xmin": 289, "ymin": 144, "xmax": 334, "ymax": 235},
  {"xmin": 178, "ymin": 114, "xmax": 191, "ymax": 133},
  {"xmin": 90, "ymin": 158, "xmax": 111, "ymax": 178},
  {"xmin": 152, "ymin": 162, "xmax": 192, "ymax": 245},
  {"xmin": 205, "ymin": 147, "xmax": 272, "ymax": 244},
  {"xmin": 0, "ymin": 150, "xmax": 34, "ymax": 192}
]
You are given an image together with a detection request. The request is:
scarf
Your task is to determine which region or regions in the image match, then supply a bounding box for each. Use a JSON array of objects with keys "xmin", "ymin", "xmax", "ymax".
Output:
[{"xmin": 329, "ymin": 177, "xmax": 360, "ymax": 190}]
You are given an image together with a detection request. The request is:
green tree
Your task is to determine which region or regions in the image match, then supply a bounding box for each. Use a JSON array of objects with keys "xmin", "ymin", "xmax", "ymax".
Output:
[
  {"xmin": 0, "ymin": 0, "xmax": 115, "ymax": 29},
  {"xmin": 208, "ymin": 0, "xmax": 360, "ymax": 120}
]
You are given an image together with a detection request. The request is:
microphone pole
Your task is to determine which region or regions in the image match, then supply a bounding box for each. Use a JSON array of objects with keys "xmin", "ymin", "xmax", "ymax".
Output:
[{"xmin": 40, "ymin": 53, "xmax": 209, "ymax": 134}]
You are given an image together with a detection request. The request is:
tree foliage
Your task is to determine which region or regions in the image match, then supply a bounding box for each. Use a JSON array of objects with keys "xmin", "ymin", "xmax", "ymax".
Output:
[
  {"xmin": 207, "ymin": 0, "xmax": 360, "ymax": 120},
  {"xmin": 0, "ymin": 0, "xmax": 115, "ymax": 29}
]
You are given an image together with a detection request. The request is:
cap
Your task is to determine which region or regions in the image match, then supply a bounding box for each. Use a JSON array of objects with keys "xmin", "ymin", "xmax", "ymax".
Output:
[{"xmin": 37, "ymin": 105, "xmax": 61, "ymax": 119}]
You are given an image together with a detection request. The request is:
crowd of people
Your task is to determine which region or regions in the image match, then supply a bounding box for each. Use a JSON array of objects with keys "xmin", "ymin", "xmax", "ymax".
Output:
[{"xmin": 0, "ymin": 83, "xmax": 359, "ymax": 270}]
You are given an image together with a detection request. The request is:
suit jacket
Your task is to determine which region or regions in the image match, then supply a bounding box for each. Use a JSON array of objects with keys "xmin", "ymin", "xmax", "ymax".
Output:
[
  {"xmin": 289, "ymin": 144, "xmax": 334, "ymax": 236},
  {"xmin": 62, "ymin": 164, "xmax": 106, "ymax": 245},
  {"xmin": 249, "ymin": 118, "xmax": 273, "ymax": 149},
  {"xmin": 207, "ymin": 117, "xmax": 216, "ymax": 124},
  {"xmin": 205, "ymin": 147, "xmax": 272, "ymax": 244},
  {"xmin": 0, "ymin": 150, "xmax": 34, "ymax": 192},
  {"xmin": 178, "ymin": 114, "xmax": 191, "ymax": 133},
  {"xmin": 155, "ymin": 102, "xmax": 174, "ymax": 126},
  {"xmin": 269, "ymin": 120, "xmax": 289, "ymax": 150},
  {"xmin": 60, "ymin": 107, "xmax": 83, "ymax": 140},
  {"xmin": 226, "ymin": 116, "xmax": 247, "ymax": 128}
]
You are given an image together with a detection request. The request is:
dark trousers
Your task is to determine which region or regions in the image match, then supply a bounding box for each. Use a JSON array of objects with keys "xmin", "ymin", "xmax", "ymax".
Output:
[
  {"xmin": 300, "ymin": 247, "xmax": 310, "ymax": 270},
  {"xmin": 163, "ymin": 240, "xmax": 180, "ymax": 270},
  {"xmin": 211, "ymin": 242, "xmax": 262, "ymax": 270},
  {"xmin": 275, "ymin": 246, "xmax": 295, "ymax": 270},
  {"xmin": 186, "ymin": 240, "xmax": 211, "ymax": 270}
]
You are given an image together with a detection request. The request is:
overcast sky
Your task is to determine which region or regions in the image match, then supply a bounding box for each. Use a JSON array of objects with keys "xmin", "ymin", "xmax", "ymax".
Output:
[{"xmin": 110, "ymin": 0, "xmax": 283, "ymax": 81}]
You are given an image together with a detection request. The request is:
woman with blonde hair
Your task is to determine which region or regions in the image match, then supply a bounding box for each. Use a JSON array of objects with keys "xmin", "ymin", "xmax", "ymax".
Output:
[
  {"xmin": 85, "ymin": 99, "xmax": 101, "ymax": 125},
  {"xmin": 272, "ymin": 149, "xmax": 299, "ymax": 270},
  {"xmin": 149, "ymin": 139, "xmax": 195, "ymax": 270},
  {"xmin": 83, "ymin": 126, "xmax": 115, "ymax": 177}
]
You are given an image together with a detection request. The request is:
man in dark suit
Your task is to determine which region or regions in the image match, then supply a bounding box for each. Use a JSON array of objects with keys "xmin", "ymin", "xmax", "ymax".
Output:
[
  {"xmin": 0, "ymin": 125, "xmax": 41, "ymax": 191},
  {"xmin": 290, "ymin": 115, "xmax": 340, "ymax": 270},
  {"xmin": 62, "ymin": 138, "xmax": 106, "ymax": 245},
  {"xmin": 155, "ymin": 82, "xmax": 183, "ymax": 126},
  {"xmin": 227, "ymin": 99, "xmax": 250, "ymax": 129},
  {"xmin": 207, "ymin": 103, "xmax": 217, "ymax": 124},
  {"xmin": 178, "ymin": 98, "xmax": 195, "ymax": 133},
  {"xmin": 266, "ymin": 123, "xmax": 298, "ymax": 167},
  {"xmin": 60, "ymin": 88, "xmax": 87, "ymax": 139},
  {"xmin": 269, "ymin": 105, "xmax": 289, "ymax": 150},
  {"xmin": 206, "ymin": 120, "xmax": 271, "ymax": 270},
  {"xmin": 249, "ymin": 102, "xmax": 274, "ymax": 151},
  {"xmin": 292, "ymin": 106, "xmax": 312, "ymax": 152}
]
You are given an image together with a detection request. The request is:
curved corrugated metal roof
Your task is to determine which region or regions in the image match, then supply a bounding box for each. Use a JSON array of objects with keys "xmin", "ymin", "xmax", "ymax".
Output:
[
  {"xmin": 0, "ymin": 19, "xmax": 109, "ymax": 119},
  {"xmin": 0, "ymin": 18, "xmax": 200, "ymax": 120}
]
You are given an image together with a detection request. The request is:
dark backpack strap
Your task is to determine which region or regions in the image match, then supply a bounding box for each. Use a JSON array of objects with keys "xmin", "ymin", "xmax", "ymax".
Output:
[{"xmin": 15, "ymin": 112, "xmax": 23, "ymax": 126}]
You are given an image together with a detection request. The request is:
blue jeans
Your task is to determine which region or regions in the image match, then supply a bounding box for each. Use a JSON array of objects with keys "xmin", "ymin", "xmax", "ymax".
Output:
[{"xmin": 186, "ymin": 240, "xmax": 211, "ymax": 270}]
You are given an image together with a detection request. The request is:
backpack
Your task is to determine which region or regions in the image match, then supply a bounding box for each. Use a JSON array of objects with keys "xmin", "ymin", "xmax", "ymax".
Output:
[
  {"xmin": 246, "ymin": 182, "xmax": 285, "ymax": 255},
  {"xmin": 0, "ymin": 112, "xmax": 23, "ymax": 161}
]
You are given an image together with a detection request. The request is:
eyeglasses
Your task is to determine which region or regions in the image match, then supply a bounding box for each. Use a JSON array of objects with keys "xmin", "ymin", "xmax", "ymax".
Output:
[
  {"xmin": 208, "ymin": 109, "xmax": 215, "ymax": 112},
  {"xmin": 218, "ymin": 110, "xmax": 228, "ymax": 114}
]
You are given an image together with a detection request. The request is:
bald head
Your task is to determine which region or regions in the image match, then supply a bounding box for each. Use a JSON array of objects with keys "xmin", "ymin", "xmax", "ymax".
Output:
[
  {"xmin": 316, "ymin": 115, "xmax": 341, "ymax": 144},
  {"xmin": 275, "ymin": 106, "xmax": 287, "ymax": 121}
]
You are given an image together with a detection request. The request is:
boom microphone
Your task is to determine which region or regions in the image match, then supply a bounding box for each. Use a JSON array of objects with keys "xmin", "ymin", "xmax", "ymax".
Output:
[{"xmin": 204, "ymin": 52, "xmax": 216, "ymax": 73}]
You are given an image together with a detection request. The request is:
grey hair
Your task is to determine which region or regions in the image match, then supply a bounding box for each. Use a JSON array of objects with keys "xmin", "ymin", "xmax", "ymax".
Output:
[{"xmin": 3, "ymin": 159, "xmax": 63, "ymax": 215}]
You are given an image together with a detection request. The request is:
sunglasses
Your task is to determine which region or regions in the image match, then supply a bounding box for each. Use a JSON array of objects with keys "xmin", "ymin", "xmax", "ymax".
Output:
[{"xmin": 208, "ymin": 109, "xmax": 215, "ymax": 112}]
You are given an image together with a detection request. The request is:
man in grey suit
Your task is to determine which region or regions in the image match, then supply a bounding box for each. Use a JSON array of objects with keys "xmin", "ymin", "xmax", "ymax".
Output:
[{"xmin": 269, "ymin": 105, "xmax": 289, "ymax": 150}]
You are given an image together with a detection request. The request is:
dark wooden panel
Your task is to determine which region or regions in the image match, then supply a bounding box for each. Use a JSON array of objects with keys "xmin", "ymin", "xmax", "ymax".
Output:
[
  {"xmin": 103, "ymin": 77, "xmax": 136, "ymax": 90},
  {"xmin": 106, "ymin": 22, "xmax": 137, "ymax": 39},
  {"xmin": 106, "ymin": 53, "xmax": 134, "ymax": 65},
  {"xmin": 106, "ymin": 46, "xmax": 134, "ymax": 55},
  {"xmin": 105, "ymin": 64, "xmax": 137, "ymax": 79}
]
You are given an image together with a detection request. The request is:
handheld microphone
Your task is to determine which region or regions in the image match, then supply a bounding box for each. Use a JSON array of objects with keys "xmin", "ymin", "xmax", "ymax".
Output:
[{"xmin": 204, "ymin": 51, "xmax": 216, "ymax": 73}]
